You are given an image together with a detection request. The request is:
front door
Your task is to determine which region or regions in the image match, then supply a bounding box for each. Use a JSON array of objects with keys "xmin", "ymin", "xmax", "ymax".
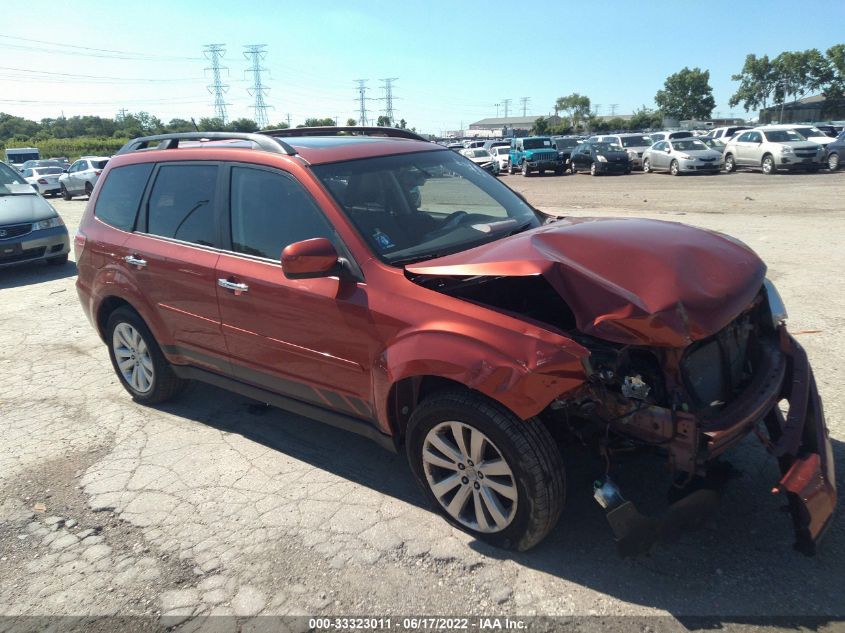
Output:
[{"xmin": 215, "ymin": 164, "xmax": 375, "ymax": 420}]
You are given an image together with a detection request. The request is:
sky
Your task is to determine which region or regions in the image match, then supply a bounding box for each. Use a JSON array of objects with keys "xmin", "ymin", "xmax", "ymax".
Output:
[{"xmin": 1, "ymin": 0, "xmax": 844, "ymax": 135}]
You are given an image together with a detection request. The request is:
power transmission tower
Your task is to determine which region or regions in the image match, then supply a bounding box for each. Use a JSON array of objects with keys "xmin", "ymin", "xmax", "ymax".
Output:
[
  {"xmin": 494, "ymin": 103, "xmax": 500, "ymax": 117},
  {"xmin": 286, "ymin": 113, "xmax": 291, "ymax": 128},
  {"xmin": 593, "ymin": 104, "xmax": 602, "ymax": 117},
  {"xmin": 243, "ymin": 44, "xmax": 272, "ymax": 128},
  {"xmin": 520, "ymin": 97, "xmax": 530, "ymax": 116},
  {"xmin": 354, "ymin": 80, "xmax": 371, "ymax": 126},
  {"xmin": 379, "ymin": 78, "xmax": 398, "ymax": 126},
  {"xmin": 203, "ymin": 44, "xmax": 229, "ymax": 124},
  {"xmin": 609, "ymin": 103, "xmax": 619, "ymax": 116},
  {"xmin": 502, "ymin": 99, "xmax": 511, "ymax": 117}
]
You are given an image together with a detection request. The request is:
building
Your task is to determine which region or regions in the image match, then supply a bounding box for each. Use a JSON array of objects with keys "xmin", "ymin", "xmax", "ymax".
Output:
[
  {"xmin": 758, "ymin": 94, "xmax": 845, "ymax": 124},
  {"xmin": 466, "ymin": 115, "xmax": 562, "ymax": 137}
]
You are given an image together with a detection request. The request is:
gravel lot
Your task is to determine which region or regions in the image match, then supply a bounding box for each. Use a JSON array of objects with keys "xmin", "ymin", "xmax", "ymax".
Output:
[{"xmin": 1, "ymin": 170, "xmax": 843, "ymax": 632}]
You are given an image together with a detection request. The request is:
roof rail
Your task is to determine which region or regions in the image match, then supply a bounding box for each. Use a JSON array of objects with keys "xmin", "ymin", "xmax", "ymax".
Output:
[
  {"xmin": 261, "ymin": 126, "xmax": 428, "ymax": 142},
  {"xmin": 116, "ymin": 132, "xmax": 297, "ymax": 156}
]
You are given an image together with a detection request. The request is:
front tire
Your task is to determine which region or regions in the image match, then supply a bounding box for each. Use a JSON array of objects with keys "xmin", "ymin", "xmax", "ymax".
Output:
[
  {"xmin": 828, "ymin": 152, "xmax": 840, "ymax": 171},
  {"xmin": 724, "ymin": 154, "xmax": 736, "ymax": 173},
  {"xmin": 761, "ymin": 154, "xmax": 776, "ymax": 175},
  {"xmin": 590, "ymin": 162, "xmax": 598, "ymax": 176},
  {"xmin": 670, "ymin": 160, "xmax": 680, "ymax": 176},
  {"xmin": 521, "ymin": 161, "xmax": 530, "ymax": 177},
  {"xmin": 61, "ymin": 185, "xmax": 72, "ymax": 201},
  {"xmin": 643, "ymin": 158, "xmax": 652, "ymax": 173},
  {"xmin": 106, "ymin": 307, "xmax": 186, "ymax": 405},
  {"xmin": 407, "ymin": 390, "xmax": 565, "ymax": 551}
]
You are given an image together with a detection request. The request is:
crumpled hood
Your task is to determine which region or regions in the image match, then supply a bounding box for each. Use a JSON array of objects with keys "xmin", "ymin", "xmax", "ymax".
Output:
[{"xmin": 407, "ymin": 217, "xmax": 766, "ymax": 347}]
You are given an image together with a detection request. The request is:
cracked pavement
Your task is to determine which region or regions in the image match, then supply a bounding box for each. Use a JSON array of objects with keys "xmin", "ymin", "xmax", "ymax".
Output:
[{"xmin": 1, "ymin": 172, "xmax": 844, "ymax": 631}]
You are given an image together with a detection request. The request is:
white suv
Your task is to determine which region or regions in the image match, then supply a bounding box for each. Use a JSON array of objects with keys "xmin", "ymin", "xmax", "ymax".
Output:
[
  {"xmin": 723, "ymin": 128, "xmax": 824, "ymax": 174},
  {"xmin": 58, "ymin": 156, "xmax": 110, "ymax": 199}
]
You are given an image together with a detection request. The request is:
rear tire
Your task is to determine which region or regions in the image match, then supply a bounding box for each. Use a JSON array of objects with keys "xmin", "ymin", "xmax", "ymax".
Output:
[
  {"xmin": 106, "ymin": 307, "xmax": 186, "ymax": 405},
  {"xmin": 407, "ymin": 390, "xmax": 565, "ymax": 551},
  {"xmin": 85, "ymin": 182, "xmax": 93, "ymax": 197}
]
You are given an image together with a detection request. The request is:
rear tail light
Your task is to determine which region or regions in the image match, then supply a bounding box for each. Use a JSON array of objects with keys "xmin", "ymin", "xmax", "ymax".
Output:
[
  {"xmin": 74, "ymin": 230, "xmax": 87, "ymax": 261},
  {"xmin": 37, "ymin": 178, "xmax": 48, "ymax": 184},
  {"xmin": 94, "ymin": 170, "xmax": 102, "ymax": 176}
]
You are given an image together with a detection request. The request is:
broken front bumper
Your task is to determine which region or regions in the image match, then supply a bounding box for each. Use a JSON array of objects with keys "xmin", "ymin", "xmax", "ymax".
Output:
[
  {"xmin": 767, "ymin": 330, "xmax": 836, "ymax": 554},
  {"xmin": 601, "ymin": 328, "xmax": 836, "ymax": 555}
]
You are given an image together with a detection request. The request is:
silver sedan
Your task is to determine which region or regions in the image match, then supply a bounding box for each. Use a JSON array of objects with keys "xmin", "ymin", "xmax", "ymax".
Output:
[{"xmin": 642, "ymin": 138, "xmax": 722, "ymax": 175}]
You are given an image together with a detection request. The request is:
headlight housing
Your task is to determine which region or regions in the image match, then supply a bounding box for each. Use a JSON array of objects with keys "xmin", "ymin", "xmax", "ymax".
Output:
[
  {"xmin": 34, "ymin": 216, "xmax": 64, "ymax": 230},
  {"xmin": 780, "ymin": 146, "xmax": 794, "ymax": 154},
  {"xmin": 763, "ymin": 278, "xmax": 788, "ymax": 327},
  {"xmin": 596, "ymin": 155, "xmax": 608, "ymax": 163}
]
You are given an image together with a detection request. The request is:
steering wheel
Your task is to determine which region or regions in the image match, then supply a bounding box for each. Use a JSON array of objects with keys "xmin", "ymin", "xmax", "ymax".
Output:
[{"xmin": 422, "ymin": 211, "xmax": 469, "ymax": 241}]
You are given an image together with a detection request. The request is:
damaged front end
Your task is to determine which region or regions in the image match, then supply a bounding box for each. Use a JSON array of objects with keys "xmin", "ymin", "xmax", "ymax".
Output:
[
  {"xmin": 407, "ymin": 218, "xmax": 836, "ymax": 555},
  {"xmin": 563, "ymin": 305, "xmax": 836, "ymax": 556}
]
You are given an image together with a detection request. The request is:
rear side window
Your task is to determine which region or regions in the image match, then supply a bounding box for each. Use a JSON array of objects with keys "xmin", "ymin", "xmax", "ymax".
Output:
[
  {"xmin": 229, "ymin": 167, "xmax": 335, "ymax": 260},
  {"xmin": 147, "ymin": 165, "xmax": 218, "ymax": 247},
  {"xmin": 92, "ymin": 160, "xmax": 109, "ymax": 170},
  {"xmin": 94, "ymin": 163, "xmax": 154, "ymax": 232}
]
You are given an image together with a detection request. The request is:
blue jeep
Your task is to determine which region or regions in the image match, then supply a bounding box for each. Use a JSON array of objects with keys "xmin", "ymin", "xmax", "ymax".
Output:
[{"xmin": 508, "ymin": 136, "xmax": 566, "ymax": 176}]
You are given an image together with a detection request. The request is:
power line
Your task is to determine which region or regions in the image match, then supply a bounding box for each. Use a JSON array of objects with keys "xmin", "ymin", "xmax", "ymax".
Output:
[
  {"xmin": 520, "ymin": 97, "xmax": 530, "ymax": 117},
  {"xmin": 502, "ymin": 99, "xmax": 511, "ymax": 117},
  {"xmin": 0, "ymin": 66, "xmax": 201, "ymax": 83},
  {"xmin": 243, "ymin": 44, "xmax": 272, "ymax": 128},
  {"xmin": 203, "ymin": 44, "xmax": 229, "ymax": 124},
  {"xmin": 0, "ymin": 34, "xmax": 202, "ymax": 61},
  {"xmin": 354, "ymin": 79, "xmax": 371, "ymax": 126},
  {"xmin": 379, "ymin": 78, "xmax": 398, "ymax": 126}
]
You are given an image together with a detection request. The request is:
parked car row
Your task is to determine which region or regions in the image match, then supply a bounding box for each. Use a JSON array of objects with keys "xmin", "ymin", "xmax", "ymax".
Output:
[{"xmin": 7, "ymin": 156, "xmax": 111, "ymax": 199}]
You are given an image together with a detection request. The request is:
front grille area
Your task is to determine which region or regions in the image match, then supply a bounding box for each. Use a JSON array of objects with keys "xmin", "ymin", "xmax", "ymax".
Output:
[
  {"xmin": 795, "ymin": 150, "xmax": 817, "ymax": 158},
  {"xmin": 531, "ymin": 151, "xmax": 558, "ymax": 162},
  {"xmin": 0, "ymin": 223, "xmax": 33, "ymax": 240},
  {"xmin": 681, "ymin": 313, "xmax": 758, "ymax": 411},
  {"xmin": 0, "ymin": 246, "xmax": 45, "ymax": 263}
]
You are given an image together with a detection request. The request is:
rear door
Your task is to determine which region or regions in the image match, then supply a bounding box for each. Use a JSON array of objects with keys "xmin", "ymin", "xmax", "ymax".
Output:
[
  {"xmin": 214, "ymin": 163, "xmax": 376, "ymax": 420},
  {"xmin": 121, "ymin": 162, "xmax": 229, "ymax": 374}
]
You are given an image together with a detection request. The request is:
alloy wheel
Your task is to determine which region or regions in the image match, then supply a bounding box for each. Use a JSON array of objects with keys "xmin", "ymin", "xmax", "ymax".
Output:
[
  {"xmin": 112, "ymin": 323, "xmax": 154, "ymax": 394},
  {"xmin": 422, "ymin": 421, "xmax": 518, "ymax": 533}
]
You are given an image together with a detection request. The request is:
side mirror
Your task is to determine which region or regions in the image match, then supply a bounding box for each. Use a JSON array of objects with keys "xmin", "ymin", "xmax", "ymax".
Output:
[
  {"xmin": 62, "ymin": 169, "xmax": 69, "ymax": 173},
  {"xmin": 665, "ymin": 147, "xmax": 671, "ymax": 153},
  {"xmin": 281, "ymin": 237, "xmax": 341, "ymax": 280}
]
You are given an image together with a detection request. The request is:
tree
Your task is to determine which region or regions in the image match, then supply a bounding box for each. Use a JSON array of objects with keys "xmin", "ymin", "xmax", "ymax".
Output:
[
  {"xmin": 346, "ymin": 118, "xmax": 357, "ymax": 126},
  {"xmin": 164, "ymin": 118, "xmax": 197, "ymax": 133},
  {"xmin": 822, "ymin": 44, "xmax": 845, "ymax": 117},
  {"xmin": 628, "ymin": 106, "xmax": 662, "ymax": 130},
  {"xmin": 197, "ymin": 117, "xmax": 226, "ymax": 132},
  {"xmin": 655, "ymin": 67, "xmax": 715, "ymax": 120},
  {"xmin": 397, "ymin": 119, "xmax": 407, "ymax": 129},
  {"xmin": 531, "ymin": 117, "xmax": 549, "ymax": 136},
  {"xmin": 771, "ymin": 49, "xmax": 829, "ymax": 109},
  {"xmin": 555, "ymin": 93, "xmax": 591, "ymax": 129},
  {"xmin": 729, "ymin": 54, "xmax": 777, "ymax": 112},
  {"xmin": 376, "ymin": 115, "xmax": 391, "ymax": 127},
  {"xmin": 263, "ymin": 121, "xmax": 290, "ymax": 130},
  {"xmin": 298, "ymin": 117, "xmax": 335, "ymax": 127},
  {"xmin": 226, "ymin": 118, "xmax": 259, "ymax": 133}
]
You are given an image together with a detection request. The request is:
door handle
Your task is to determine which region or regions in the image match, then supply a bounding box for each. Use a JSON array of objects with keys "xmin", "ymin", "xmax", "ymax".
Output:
[
  {"xmin": 217, "ymin": 278, "xmax": 249, "ymax": 294},
  {"xmin": 123, "ymin": 254, "xmax": 147, "ymax": 268}
]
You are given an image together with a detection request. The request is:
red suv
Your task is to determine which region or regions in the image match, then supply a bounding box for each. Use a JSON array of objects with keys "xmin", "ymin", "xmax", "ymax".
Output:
[{"xmin": 75, "ymin": 128, "xmax": 835, "ymax": 555}]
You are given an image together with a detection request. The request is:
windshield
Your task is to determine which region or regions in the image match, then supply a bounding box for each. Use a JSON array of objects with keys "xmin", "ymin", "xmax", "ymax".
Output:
[
  {"xmin": 0, "ymin": 162, "xmax": 35, "ymax": 195},
  {"xmin": 553, "ymin": 138, "xmax": 579, "ymax": 149},
  {"xmin": 33, "ymin": 167, "xmax": 63, "ymax": 176},
  {"xmin": 312, "ymin": 150, "xmax": 540, "ymax": 266},
  {"xmin": 765, "ymin": 130, "xmax": 804, "ymax": 142},
  {"xmin": 593, "ymin": 142, "xmax": 623, "ymax": 152},
  {"xmin": 620, "ymin": 136, "xmax": 652, "ymax": 147},
  {"xmin": 523, "ymin": 138, "xmax": 551, "ymax": 149},
  {"xmin": 672, "ymin": 139, "xmax": 709, "ymax": 151},
  {"xmin": 463, "ymin": 149, "xmax": 491, "ymax": 158},
  {"xmin": 793, "ymin": 127, "xmax": 822, "ymax": 139}
]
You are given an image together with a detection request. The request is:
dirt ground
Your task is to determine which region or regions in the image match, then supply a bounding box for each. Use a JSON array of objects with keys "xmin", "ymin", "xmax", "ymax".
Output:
[{"xmin": 1, "ymin": 169, "xmax": 843, "ymax": 632}]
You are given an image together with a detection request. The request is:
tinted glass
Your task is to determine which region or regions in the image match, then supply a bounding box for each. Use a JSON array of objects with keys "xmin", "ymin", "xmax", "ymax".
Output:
[
  {"xmin": 230, "ymin": 167, "xmax": 335, "ymax": 260},
  {"xmin": 553, "ymin": 139, "xmax": 579, "ymax": 149},
  {"xmin": 764, "ymin": 130, "xmax": 801, "ymax": 142},
  {"xmin": 620, "ymin": 136, "xmax": 652, "ymax": 147},
  {"xmin": 523, "ymin": 138, "xmax": 551, "ymax": 149},
  {"xmin": 34, "ymin": 167, "xmax": 63, "ymax": 175},
  {"xmin": 95, "ymin": 163, "xmax": 154, "ymax": 232},
  {"xmin": 736, "ymin": 132, "xmax": 753, "ymax": 142},
  {"xmin": 92, "ymin": 160, "xmax": 109, "ymax": 169},
  {"xmin": 147, "ymin": 165, "xmax": 217, "ymax": 246},
  {"xmin": 673, "ymin": 139, "xmax": 708, "ymax": 151}
]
